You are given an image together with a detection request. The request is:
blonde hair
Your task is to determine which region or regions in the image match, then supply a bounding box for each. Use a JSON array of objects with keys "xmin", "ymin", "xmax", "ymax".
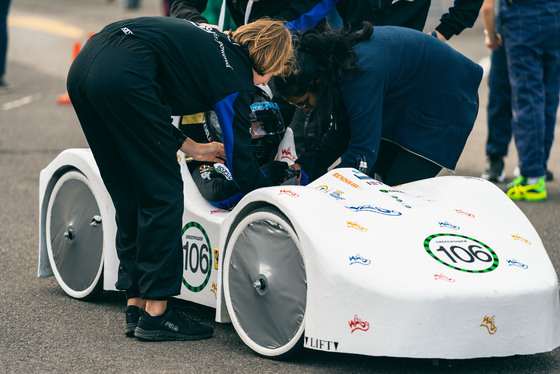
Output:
[{"xmin": 230, "ymin": 19, "xmax": 294, "ymax": 78}]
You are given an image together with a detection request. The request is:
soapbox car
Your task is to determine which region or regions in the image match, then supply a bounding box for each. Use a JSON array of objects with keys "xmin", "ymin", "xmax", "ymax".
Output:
[{"xmin": 38, "ymin": 141, "xmax": 560, "ymax": 359}]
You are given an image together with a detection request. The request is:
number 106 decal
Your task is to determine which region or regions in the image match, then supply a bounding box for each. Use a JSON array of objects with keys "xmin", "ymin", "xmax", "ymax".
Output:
[
  {"xmin": 182, "ymin": 222, "xmax": 212, "ymax": 292},
  {"xmin": 424, "ymin": 233, "xmax": 499, "ymax": 273}
]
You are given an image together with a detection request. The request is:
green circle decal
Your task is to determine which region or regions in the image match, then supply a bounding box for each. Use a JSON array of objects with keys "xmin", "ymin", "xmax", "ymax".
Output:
[
  {"xmin": 424, "ymin": 233, "xmax": 499, "ymax": 273},
  {"xmin": 182, "ymin": 222, "xmax": 212, "ymax": 292}
]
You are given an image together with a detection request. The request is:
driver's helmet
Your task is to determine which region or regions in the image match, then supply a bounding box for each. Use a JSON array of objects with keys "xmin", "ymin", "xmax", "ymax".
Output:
[{"xmin": 204, "ymin": 87, "xmax": 285, "ymax": 166}]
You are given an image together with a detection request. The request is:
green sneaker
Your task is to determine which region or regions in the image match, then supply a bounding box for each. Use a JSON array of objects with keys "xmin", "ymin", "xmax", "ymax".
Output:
[{"xmin": 506, "ymin": 176, "xmax": 547, "ymax": 201}]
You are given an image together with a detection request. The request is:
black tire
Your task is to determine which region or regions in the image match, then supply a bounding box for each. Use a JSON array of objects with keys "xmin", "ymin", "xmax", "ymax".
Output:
[
  {"xmin": 223, "ymin": 206, "xmax": 306, "ymax": 359},
  {"xmin": 45, "ymin": 170, "xmax": 104, "ymax": 300}
]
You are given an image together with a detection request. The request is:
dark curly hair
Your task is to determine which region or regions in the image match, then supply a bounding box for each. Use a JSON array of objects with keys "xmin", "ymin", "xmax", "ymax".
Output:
[{"xmin": 274, "ymin": 22, "xmax": 373, "ymax": 137}]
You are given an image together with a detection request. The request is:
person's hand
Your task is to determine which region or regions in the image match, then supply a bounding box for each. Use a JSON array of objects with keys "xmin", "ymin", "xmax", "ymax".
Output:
[
  {"xmin": 291, "ymin": 163, "xmax": 302, "ymax": 185},
  {"xmin": 429, "ymin": 30, "xmax": 447, "ymax": 42},
  {"xmin": 181, "ymin": 138, "xmax": 225, "ymax": 163},
  {"xmin": 261, "ymin": 161, "xmax": 289, "ymax": 185},
  {"xmin": 485, "ymin": 32, "xmax": 502, "ymax": 51}
]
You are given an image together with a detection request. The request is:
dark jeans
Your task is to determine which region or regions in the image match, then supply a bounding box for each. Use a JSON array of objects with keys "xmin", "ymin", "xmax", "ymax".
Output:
[
  {"xmin": 0, "ymin": 0, "xmax": 11, "ymax": 78},
  {"xmin": 501, "ymin": 0, "xmax": 560, "ymax": 177},
  {"xmin": 485, "ymin": 44, "xmax": 512, "ymax": 158}
]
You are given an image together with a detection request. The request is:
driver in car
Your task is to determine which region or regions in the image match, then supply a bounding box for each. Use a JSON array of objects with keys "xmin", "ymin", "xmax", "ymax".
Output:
[{"xmin": 188, "ymin": 88, "xmax": 304, "ymax": 209}]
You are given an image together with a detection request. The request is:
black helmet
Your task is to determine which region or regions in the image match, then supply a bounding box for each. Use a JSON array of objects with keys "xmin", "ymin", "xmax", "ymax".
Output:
[{"xmin": 204, "ymin": 87, "xmax": 285, "ymax": 166}]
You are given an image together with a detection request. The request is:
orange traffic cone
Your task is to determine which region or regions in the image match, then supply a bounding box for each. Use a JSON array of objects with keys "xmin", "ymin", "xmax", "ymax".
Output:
[{"xmin": 57, "ymin": 41, "xmax": 82, "ymax": 105}]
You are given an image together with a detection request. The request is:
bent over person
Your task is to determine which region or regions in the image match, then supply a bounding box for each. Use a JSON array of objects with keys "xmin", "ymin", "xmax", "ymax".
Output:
[
  {"xmin": 275, "ymin": 23, "xmax": 483, "ymax": 185},
  {"xmin": 66, "ymin": 17, "xmax": 293, "ymax": 341}
]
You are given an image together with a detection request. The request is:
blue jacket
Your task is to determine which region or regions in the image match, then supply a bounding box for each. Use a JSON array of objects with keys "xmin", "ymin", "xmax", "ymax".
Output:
[{"xmin": 321, "ymin": 26, "xmax": 483, "ymax": 172}]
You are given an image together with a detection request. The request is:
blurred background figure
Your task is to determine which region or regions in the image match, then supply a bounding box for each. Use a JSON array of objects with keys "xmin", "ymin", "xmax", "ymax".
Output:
[
  {"xmin": 480, "ymin": 0, "xmax": 511, "ymax": 183},
  {"xmin": 0, "ymin": 0, "xmax": 11, "ymax": 93},
  {"xmin": 162, "ymin": 0, "xmax": 174, "ymax": 16},
  {"xmin": 500, "ymin": 0, "xmax": 560, "ymax": 201}
]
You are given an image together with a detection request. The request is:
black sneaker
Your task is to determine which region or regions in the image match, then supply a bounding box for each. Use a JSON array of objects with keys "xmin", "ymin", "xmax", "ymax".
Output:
[
  {"xmin": 134, "ymin": 307, "xmax": 214, "ymax": 341},
  {"xmin": 125, "ymin": 305, "xmax": 142, "ymax": 337},
  {"xmin": 481, "ymin": 156, "xmax": 505, "ymax": 182}
]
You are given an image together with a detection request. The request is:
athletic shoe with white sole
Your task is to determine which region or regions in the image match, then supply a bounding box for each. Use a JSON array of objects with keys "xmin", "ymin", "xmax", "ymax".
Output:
[{"xmin": 481, "ymin": 156, "xmax": 506, "ymax": 183}]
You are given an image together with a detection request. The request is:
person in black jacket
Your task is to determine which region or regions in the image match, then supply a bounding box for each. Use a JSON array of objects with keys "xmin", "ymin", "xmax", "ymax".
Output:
[
  {"xmin": 66, "ymin": 17, "xmax": 293, "ymax": 341},
  {"xmin": 170, "ymin": 0, "xmax": 339, "ymax": 33},
  {"xmin": 172, "ymin": 0, "xmax": 482, "ymax": 41},
  {"xmin": 336, "ymin": 0, "xmax": 483, "ymax": 41}
]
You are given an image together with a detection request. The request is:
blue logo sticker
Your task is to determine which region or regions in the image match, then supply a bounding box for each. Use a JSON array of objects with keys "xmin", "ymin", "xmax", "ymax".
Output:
[
  {"xmin": 346, "ymin": 205, "xmax": 402, "ymax": 216},
  {"xmin": 349, "ymin": 253, "xmax": 372, "ymax": 265}
]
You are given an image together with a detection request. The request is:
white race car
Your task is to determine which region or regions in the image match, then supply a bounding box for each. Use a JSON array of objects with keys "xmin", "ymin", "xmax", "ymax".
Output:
[{"xmin": 38, "ymin": 133, "xmax": 560, "ymax": 359}]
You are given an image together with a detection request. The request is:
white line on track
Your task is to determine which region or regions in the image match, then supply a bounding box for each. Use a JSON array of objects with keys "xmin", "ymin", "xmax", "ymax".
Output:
[{"xmin": 3, "ymin": 94, "xmax": 42, "ymax": 111}]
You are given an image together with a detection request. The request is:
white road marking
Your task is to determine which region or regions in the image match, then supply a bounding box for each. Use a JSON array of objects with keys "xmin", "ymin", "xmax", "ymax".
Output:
[{"xmin": 3, "ymin": 94, "xmax": 42, "ymax": 111}]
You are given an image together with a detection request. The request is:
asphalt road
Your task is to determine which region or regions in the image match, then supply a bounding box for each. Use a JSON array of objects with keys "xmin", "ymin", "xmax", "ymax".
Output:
[{"xmin": 1, "ymin": 0, "xmax": 559, "ymax": 373}]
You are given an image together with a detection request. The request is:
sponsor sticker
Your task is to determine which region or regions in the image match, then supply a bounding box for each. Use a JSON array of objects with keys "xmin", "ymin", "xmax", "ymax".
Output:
[
  {"xmin": 347, "ymin": 221, "xmax": 367, "ymax": 232},
  {"xmin": 279, "ymin": 189, "xmax": 299, "ymax": 197},
  {"xmin": 511, "ymin": 234, "xmax": 531, "ymax": 245},
  {"xmin": 346, "ymin": 205, "xmax": 402, "ymax": 216},
  {"xmin": 279, "ymin": 147, "xmax": 297, "ymax": 162},
  {"xmin": 349, "ymin": 253, "xmax": 371, "ymax": 265},
  {"xmin": 507, "ymin": 258, "xmax": 528, "ymax": 269},
  {"xmin": 349, "ymin": 315, "xmax": 370, "ymax": 333},
  {"xmin": 434, "ymin": 273, "xmax": 455, "ymax": 283},
  {"xmin": 304, "ymin": 337, "xmax": 339, "ymax": 351},
  {"xmin": 438, "ymin": 221, "xmax": 460, "ymax": 230},
  {"xmin": 333, "ymin": 172, "xmax": 360, "ymax": 188},
  {"xmin": 480, "ymin": 315, "xmax": 497, "ymax": 335},
  {"xmin": 455, "ymin": 209, "xmax": 475, "ymax": 218}
]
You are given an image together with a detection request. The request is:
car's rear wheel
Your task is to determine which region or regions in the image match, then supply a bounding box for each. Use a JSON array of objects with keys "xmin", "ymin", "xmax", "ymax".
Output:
[
  {"xmin": 223, "ymin": 206, "xmax": 306, "ymax": 359},
  {"xmin": 45, "ymin": 170, "xmax": 104, "ymax": 300}
]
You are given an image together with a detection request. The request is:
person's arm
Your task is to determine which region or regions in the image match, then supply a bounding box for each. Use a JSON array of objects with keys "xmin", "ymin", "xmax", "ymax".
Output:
[
  {"xmin": 434, "ymin": 0, "xmax": 484, "ymax": 40},
  {"xmin": 170, "ymin": 0, "xmax": 210, "ymax": 24},
  {"xmin": 276, "ymin": 0, "xmax": 341, "ymax": 33},
  {"xmin": 480, "ymin": 0, "xmax": 502, "ymax": 51},
  {"xmin": 336, "ymin": 69, "xmax": 386, "ymax": 174},
  {"xmin": 295, "ymin": 118, "xmax": 350, "ymax": 182}
]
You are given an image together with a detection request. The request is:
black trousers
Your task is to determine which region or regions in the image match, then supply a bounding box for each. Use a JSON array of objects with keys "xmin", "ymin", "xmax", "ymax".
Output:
[
  {"xmin": 67, "ymin": 32, "xmax": 183, "ymax": 300},
  {"xmin": 370, "ymin": 140, "xmax": 442, "ymax": 186}
]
